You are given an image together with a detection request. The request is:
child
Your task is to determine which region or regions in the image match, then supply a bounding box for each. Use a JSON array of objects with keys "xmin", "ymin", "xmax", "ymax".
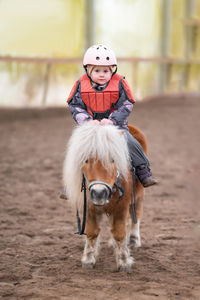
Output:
[{"xmin": 60, "ymin": 45, "xmax": 157, "ymax": 199}]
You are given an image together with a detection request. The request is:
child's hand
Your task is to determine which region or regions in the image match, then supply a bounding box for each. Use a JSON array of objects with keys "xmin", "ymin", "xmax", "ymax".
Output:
[
  {"xmin": 88, "ymin": 120, "xmax": 100, "ymax": 125},
  {"xmin": 100, "ymin": 119, "xmax": 114, "ymax": 125}
]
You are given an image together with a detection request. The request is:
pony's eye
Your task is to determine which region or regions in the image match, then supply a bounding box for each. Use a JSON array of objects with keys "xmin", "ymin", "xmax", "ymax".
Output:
[
  {"xmin": 85, "ymin": 159, "xmax": 88, "ymax": 163},
  {"xmin": 111, "ymin": 159, "xmax": 114, "ymax": 163}
]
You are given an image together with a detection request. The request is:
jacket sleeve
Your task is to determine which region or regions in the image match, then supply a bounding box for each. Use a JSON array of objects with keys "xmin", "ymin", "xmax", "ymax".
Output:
[
  {"xmin": 67, "ymin": 81, "xmax": 92, "ymax": 125},
  {"xmin": 108, "ymin": 79, "xmax": 134, "ymax": 126}
]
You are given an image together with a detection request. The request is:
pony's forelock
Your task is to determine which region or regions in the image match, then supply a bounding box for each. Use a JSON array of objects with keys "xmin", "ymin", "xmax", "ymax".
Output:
[{"xmin": 63, "ymin": 123, "xmax": 130, "ymax": 207}]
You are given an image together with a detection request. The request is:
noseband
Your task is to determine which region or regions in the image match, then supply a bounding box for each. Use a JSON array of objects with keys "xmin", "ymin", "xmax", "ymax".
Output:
[
  {"xmin": 82, "ymin": 172, "xmax": 124, "ymax": 200},
  {"xmin": 83, "ymin": 173, "xmax": 114, "ymax": 198}
]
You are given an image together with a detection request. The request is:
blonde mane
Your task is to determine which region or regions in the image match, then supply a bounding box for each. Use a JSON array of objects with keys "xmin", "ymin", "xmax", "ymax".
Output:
[{"xmin": 63, "ymin": 123, "xmax": 130, "ymax": 207}]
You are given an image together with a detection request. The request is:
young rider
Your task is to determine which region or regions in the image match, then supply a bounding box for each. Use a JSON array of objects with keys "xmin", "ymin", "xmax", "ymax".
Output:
[{"xmin": 61, "ymin": 45, "xmax": 157, "ymax": 199}]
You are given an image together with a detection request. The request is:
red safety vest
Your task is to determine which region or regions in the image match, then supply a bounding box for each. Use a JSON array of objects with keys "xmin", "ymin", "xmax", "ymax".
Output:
[{"xmin": 67, "ymin": 73, "xmax": 135, "ymax": 118}]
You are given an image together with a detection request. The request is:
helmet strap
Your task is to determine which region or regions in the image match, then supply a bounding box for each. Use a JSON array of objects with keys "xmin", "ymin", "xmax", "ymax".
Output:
[
  {"xmin": 84, "ymin": 66, "xmax": 88, "ymax": 74},
  {"xmin": 112, "ymin": 66, "xmax": 117, "ymax": 77}
]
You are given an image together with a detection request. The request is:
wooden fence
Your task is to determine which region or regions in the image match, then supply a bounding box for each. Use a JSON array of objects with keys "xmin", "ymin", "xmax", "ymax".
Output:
[{"xmin": 0, "ymin": 55, "xmax": 200, "ymax": 104}]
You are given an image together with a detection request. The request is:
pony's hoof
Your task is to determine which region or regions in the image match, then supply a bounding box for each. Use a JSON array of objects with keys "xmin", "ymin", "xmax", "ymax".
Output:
[
  {"xmin": 117, "ymin": 263, "xmax": 133, "ymax": 273},
  {"xmin": 108, "ymin": 238, "xmax": 115, "ymax": 248},
  {"xmin": 82, "ymin": 262, "xmax": 95, "ymax": 269},
  {"xmin": 82, "ymin": 257, "xmax": 96, "ymax": 269},
  {"xmin": 130, "ymin": 234, "xmax": 141, "ymax": 248},
  {"xmin": 117, "ymin": 257, "xmax": 134, "ymax": 273}
]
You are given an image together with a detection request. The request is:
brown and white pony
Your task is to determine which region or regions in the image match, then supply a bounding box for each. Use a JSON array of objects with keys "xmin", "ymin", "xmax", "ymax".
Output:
[{"xmin": 63, "ymin": 122, "xmax": 147, "ymax": 271}]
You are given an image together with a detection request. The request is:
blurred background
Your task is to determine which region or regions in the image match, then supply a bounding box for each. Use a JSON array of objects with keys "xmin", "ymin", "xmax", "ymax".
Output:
[
  {"xmin": 0, "ymin": 3, "xmax": 200, "ymax": 296},
  {"xmin": 0, "ymin": 0, "xmax": 200, "ymax": 107}
]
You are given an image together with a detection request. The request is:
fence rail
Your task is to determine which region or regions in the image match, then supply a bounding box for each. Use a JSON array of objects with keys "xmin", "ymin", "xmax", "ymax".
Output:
[
  {"xmin": 0, "ymin": 55, "xmax": 200, "ymax": 64},
  {"xmin": 0, "ymin": 55, "xmax": 199, "ymax": 104}
]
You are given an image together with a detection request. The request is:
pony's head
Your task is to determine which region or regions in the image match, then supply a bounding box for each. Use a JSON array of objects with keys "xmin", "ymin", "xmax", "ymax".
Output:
[
  {"xmin": 63, "ymin": 123, "xmax": 130, "ymax": 208},
  {"xmin": 82, "ymin": 157, "xmax": 118, "ymax": 206}
]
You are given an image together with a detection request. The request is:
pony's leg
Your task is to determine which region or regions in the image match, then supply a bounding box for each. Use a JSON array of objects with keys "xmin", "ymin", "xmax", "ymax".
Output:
[
  {"xmin": 81, "ymin": 212, "xmax": 101, "ymax": 269},
  {"xmin": 130, "ymin": 219, "xmax": 141, "ymax": 247},
  {"xmin": 111, "ymin": 209, "xmax": 134, "ymax": 272},
  {"xmin": 130, "ymin": 183, "xmax": 144, "ymax": 247}
]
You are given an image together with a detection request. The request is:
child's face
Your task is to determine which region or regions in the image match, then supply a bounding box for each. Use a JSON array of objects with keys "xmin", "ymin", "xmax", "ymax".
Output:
[{"xmin": 90, "ymin": 66, "xmax": 112, "ymax": 85}]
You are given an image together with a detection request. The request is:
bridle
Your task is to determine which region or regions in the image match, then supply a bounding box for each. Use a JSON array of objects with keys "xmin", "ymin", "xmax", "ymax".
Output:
[
  {"xmin": 82, "ymin": 171, "xmax": 123, "ymax": 199},
  {"xmin": 75, "ymin": 171, "xmax": 124, "ymax": 235},
  {"xmin": 75, "ymin": 169, "xmax": 137, "ymax": 235}
]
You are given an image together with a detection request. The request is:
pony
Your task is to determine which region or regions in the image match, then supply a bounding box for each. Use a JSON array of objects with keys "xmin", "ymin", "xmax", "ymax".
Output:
[{"xmin": 63, "ymin": 122, "xmax": 147, "ymax": 271}]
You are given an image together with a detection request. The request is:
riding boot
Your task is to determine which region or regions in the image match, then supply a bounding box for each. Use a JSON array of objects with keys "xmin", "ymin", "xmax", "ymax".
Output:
[
  {"xmin": 60, "ymin": 187, "xmax": 68, "ymax": 199},
  {"xmin": 136, "ymin": 164, "xmax": 158, "ymax": 188}
]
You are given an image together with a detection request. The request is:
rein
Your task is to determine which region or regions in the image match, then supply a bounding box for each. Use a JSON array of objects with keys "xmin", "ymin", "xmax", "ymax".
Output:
[{"xmin": 75, "ymin": 175, "xmax": 87, "ymax": 235}]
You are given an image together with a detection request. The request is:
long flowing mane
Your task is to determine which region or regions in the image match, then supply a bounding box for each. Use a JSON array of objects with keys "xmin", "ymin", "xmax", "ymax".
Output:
[{"xmin": 63, "ymin": 123, "xmax": 130, "ymax": 207}]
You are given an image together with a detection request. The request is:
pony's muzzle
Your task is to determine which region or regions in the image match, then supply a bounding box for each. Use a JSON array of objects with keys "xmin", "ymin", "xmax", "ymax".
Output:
[{"xmin": 90, "ymin": 185, "xmax": 110, "ymax": 206}]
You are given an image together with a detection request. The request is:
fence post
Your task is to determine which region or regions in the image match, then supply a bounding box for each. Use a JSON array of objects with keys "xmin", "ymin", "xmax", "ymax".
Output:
[
  {"xmin": 42, "ymin": 63, "xmax": 51, "ymax": 106},
  {"xmin": 85, "ymin": 0, "xmax": 95, "ymax": 49},
  {"xmin": 132, "ymin": 62, "xmax": 139, "ymax": 98},
  {"xmin": 159, "ymin": 0, "xmax": 171, "ymax": 93}
]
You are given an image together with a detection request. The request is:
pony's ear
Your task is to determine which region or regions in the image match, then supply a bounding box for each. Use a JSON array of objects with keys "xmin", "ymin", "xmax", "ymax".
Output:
[{"xmin": 120, "ymin": 130, "xmax": 125, "ymax": 135}]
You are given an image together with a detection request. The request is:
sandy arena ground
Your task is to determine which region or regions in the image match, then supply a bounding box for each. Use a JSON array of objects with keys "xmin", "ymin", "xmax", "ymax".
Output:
[{"xmin": 0, "ymin": 94, "xmax": 200, "ymax": 299}]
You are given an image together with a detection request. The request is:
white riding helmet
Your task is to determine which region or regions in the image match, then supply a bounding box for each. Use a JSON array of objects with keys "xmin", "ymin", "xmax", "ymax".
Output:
[{"xmin": 83, "ymin": 44, "xmax": 117, "ymax": 67}]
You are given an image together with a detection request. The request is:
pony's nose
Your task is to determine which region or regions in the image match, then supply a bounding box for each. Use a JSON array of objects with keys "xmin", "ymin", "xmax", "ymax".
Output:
[{"xmin": 91, "ymin": 187, "xmax": 108, "ymax": 200}]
